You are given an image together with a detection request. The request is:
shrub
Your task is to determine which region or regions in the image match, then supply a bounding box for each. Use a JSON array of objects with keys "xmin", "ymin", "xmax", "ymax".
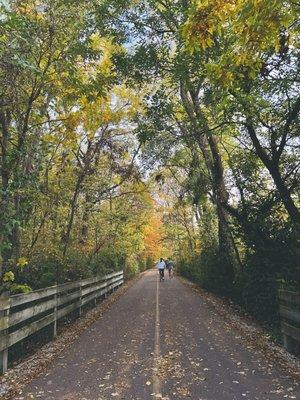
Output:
[
  {"xmin": 124, "ymin": 255, "xmax": 140, "ymax": 278},
  {"xmin": 177, "ymin": 246, "xmax": 234, "ymax": 296},
  {"xmin": 89, "ymin": 248, "xmax": 123, "ymax": 276},
  {"xmin": 146, "ymin": 256, "xmax": 155, "ymax": 270}
]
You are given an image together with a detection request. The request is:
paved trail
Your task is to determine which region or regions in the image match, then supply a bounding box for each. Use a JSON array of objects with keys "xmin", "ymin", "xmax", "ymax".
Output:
[{"xmin": 17, "ymin": 270, "xmax": 299, "ymax": 400}]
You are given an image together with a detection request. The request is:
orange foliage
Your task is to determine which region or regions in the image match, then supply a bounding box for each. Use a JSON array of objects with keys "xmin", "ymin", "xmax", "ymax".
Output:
[{"xmin": 142, "ymin": 214, "xmax": 165, "ymax": 260}]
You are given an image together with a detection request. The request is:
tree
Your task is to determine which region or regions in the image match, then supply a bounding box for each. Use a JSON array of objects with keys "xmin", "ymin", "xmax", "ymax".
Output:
[
  {"xmin": 184, "ymin": 0, "xmax": 300, "ymax": 225},
  {"xmin": 0, "ymin": 0, "xmax": 112, "ymax": 275}
]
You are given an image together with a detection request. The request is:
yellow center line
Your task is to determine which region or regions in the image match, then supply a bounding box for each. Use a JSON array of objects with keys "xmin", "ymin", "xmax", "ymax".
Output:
[{"xmin": 153, "ymin": 272, "xmax": 162, "ymax": 398}]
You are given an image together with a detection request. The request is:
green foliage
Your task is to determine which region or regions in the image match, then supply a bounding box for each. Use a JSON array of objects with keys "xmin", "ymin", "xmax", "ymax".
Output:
[
  {"xmin": 178, "ymin": 246, "xmax": 234, "ymax": 296},
  {"xmin": 3, "ymin": 271, "xmax": 15, "ymax": 283},
  {"xmin": 178, "ymin": 223, "xmax": 298, "ymax": 325},
  {"xmin": 90, "ymin": 248, "xmax": 124, "ymax": 276},
  {"xmin": 124, "ymin": 255, "xmax": 140, "ymax": 279},
  {"xmin": 234, "ymin": 266, "xmax": 279, "ymax": 325},
  {"xmin": 8, "ymin": 283, "xmax": 32, "ymax": 295},
  {"xmin": 145, "ymin": 256, "xmax": 155, "ymax": 270}
]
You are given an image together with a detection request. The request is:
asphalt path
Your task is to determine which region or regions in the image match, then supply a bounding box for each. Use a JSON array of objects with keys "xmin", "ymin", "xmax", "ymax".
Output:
[{"xmin": 17, "ymin": 269, "xmax": 299, "ymax": 400}]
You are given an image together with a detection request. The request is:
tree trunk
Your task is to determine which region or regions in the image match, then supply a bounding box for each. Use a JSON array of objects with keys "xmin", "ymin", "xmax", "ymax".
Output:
[
  {"xmin": 62, "ymin": 173, "xmax": 84, "ymax": 257},
  {"xmin": 246, "ymin": 122, "xmax": 300, "ymax": 224},
  {"xmin": 269, "ymin": 163, "xmax": 300, "ymax": 224},
  {"xmin": 0, "ymin": 111, "xmax": 11, "ymax": 279},
  {"xmin": 179, "ymin": 81, "xmax": 237, "ymax": 280},
  {"xmin": 79, "ymin": 194, "xmax": 92, "ymax": 245}
]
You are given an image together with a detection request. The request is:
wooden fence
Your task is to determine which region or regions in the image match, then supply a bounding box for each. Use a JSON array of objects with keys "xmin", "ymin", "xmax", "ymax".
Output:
[
  {"xmin": 279, "ymin": 289, "xmax": 300, "ymax": 355},
  {"xmin": 0, "ymin": 271, "xmax": 124, "ymax": 374}
]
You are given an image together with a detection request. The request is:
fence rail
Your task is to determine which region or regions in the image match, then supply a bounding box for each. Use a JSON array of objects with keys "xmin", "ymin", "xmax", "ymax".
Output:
[
  {"xmin": 279, "ymin": 289, "xmax": 300, "ymax": 355},
  {"xmin": 0, "ymin": 271, "xmax": 124, "ymax": 374}
]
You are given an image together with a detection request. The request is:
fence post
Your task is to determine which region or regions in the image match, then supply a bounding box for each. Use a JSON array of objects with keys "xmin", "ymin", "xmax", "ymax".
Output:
[
  {"xmin": 94, "ymin": 276, "xmax": 99, "ymax": 306},
  {"xmin": 104, "ymin": 275, "xmax": 108, "ymax": 299},
  {"xmin": 53, "ymin": 285, "xmax": 58, "ymax": 339},
  {"xmin": 283, "ymin": 334, "xmax": 295, "ymax": 353},
  {"xmin": 78, "ymin": 278, "xmax": 82, "ymax": 317},
  {"xmin": 0, "ymin": 293, "xmax": 10, "ymax": 374}
]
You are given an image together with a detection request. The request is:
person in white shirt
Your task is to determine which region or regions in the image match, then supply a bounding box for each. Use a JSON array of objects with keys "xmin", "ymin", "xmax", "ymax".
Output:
[{"xmin": 156, "ymin": 258, "xmax": 166, "ymax": 281}]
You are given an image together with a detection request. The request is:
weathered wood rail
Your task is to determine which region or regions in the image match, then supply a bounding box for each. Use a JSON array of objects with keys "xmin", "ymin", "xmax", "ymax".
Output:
[
  {"xmin": 279, "ymin": 289, "xmax": 300, "ymax": 355},
  {"xmin": 0, "ymin": 271, "xmax": 124, "ymax": 374}
]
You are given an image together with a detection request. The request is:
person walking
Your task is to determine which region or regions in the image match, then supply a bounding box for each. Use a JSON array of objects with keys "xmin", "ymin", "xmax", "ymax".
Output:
[
  {"xmin": 156, "ymin": 258, "xmax": 166, "ymax": 281},
  {"xmin": 166, "ymin": 258, "xmax": 174, "ymax": 279}
]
